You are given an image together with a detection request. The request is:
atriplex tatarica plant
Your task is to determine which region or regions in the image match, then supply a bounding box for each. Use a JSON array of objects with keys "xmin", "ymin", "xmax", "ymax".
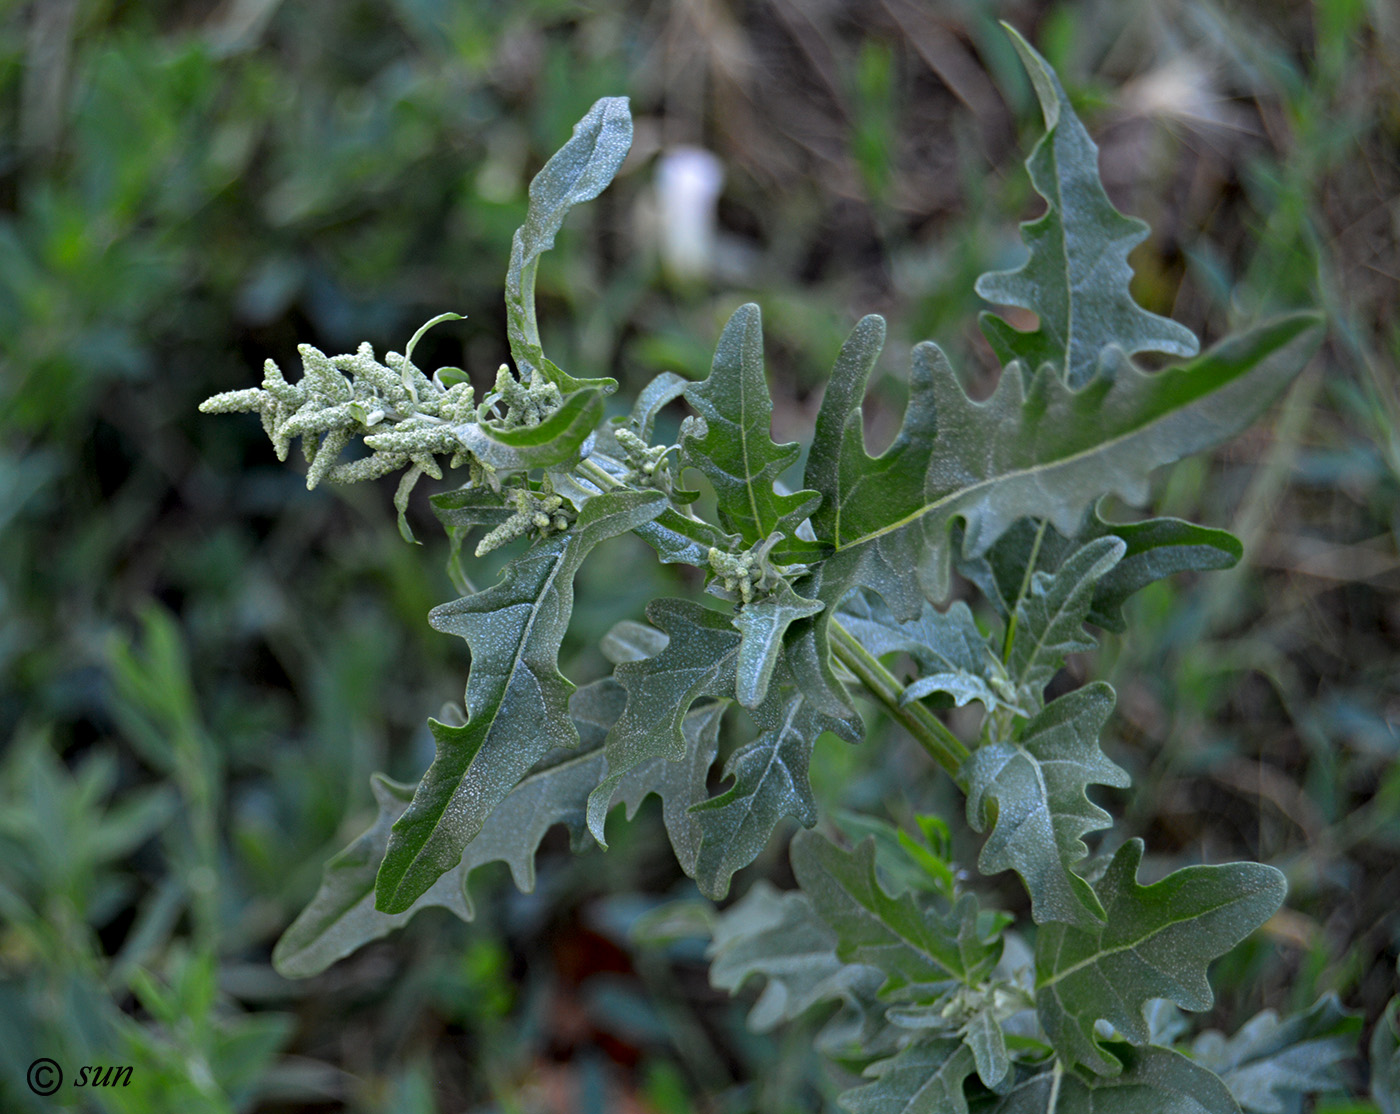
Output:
[{"xmin": 203, "ymin": 25, "xmax": 1398, "ymax": 1112}]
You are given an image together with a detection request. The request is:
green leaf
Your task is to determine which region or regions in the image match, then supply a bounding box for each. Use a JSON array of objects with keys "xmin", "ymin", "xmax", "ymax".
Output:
[
  {"xmin": 1373, "ymin": 983, "xmax": 1400, "ymax": 1114},
  {"xmin": 707, "ymin": 881, "xmax": 897, "ymax": 1065},
  {"xmin": 791, "ymin": 831, "xmax": 1003, "ymax": 995},
  {"xmin": 1190, "ymin": 994, "xmax": 1362, "ymax": 1113},
  {"xmin": 958, "ymin": 510, "xmax": 1242, "ymax": 633},
  {"xmin": 974, "ymin": 27, "xmax": 1200, "ymax": 387},
  {"xmin": 732, "ymin": 579, "xmax": 825, "ymax": 708},
  {"xmin": 275, "ymin": 680, "xmax": 720, "ymax": 976},
  {"xmin": 455, "ymin": 386, "xmax": 606, "ymax": 471},
  {"xmin": 689, "ymin": 687, "xmax": 822, "ymax": 899},
  {"xmin": 986, "ymin": 1046, "xmax": 1241, "ymax": 1113},
  {"xmin": 505, "ymin": 96, "xmax": 631, "ymax": 394},
  {"xmin": 1034, "ymin": 839, "xmax": 1286, "ymax": 1076},
  {"xmin": 375, "ymin": 490, "xmax": 665, "ymax": 913},
  {"xmin": 1007, "ymin": 536, "xmax": 1124, "ymax": 709},
  {"xmin": 805, "ymin": 253, "xmax": 1321, "ymax": 622},
  {"xmin": 836, "ymin": 589, "xmax": 1016, "ymax": 715},
  {"xmin": 964, "ymin": 682, "xmax": 1130, "ymax": 928},
  {"xmin": 585, "ymin": 598, "xmax": 742, "ymax": 847},
  {"xmin": 841, "ymin": 1039, "xmax": 977, "ymax": 1114},
  {"xmin": 681, "ymin": 303, "xmax": 821, "ymax": 546}
]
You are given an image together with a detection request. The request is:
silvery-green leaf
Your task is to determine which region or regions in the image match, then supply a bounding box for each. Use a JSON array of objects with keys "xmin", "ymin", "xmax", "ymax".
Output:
[
  {"xmin": 836, "ymin": 589, "xmax": 1014, "ymax": 715},
  {"xmin": 974, "ymin": 27, "xmax": 1200, "ymax": 387},
  {"xmin": 375, "ymin": 490, "xmax": 665, "ymax": 913},
  {"xmin": 275, "ymin": 679, "xmax": 718, "ymax": 976},
  {"xmin": 505, "ymin": 97, "xmax": 630, "ymax": 394},
  {"xmin": 1034, "ymin": 839, "xmax": 1286, "ymax": 1076},
  {"xmin": 585, "ymin": 598, "xmax": 742, "ymax": 847},
  {"xmin": 987, "ymin": 1046, "xmax": 1240, "ymax": 1113},
  {"xmin": 964, "ymin": 683, "xmax": 1130, "ymax": 928},
  {"xmin": 803, "ymin": 270, "xmax": 1321, "ymax": 622},
  {"xmin": 452, "ymin": 388, "xmax": 605, "ymax": 471},
  {"xmin": 599, "ymin": 618, "xmax": 669, "ymax": 665},
  {"xmin": 841, "ymin": 1039, "xmax": 977, "ymax": 1114},
  {"xmin": 964, "ymin": 1006, "xmax": 1011, "ymax": 1089},
  {"xmin": 791, "ymin": 831, "xmax": 1003, "ymax": 995},
  {"xmin": 732, "ymin": 579, "xmax": 824, "ymax": 708},
  {"xmin": 1008, "ymin": 537, "xmax": 1124, "ymax": 710},
  {"xmin": 958, "ymin": 510, "xmax": 1241, "ymax": 633},
  {"xmin": 690, "ymin": 688, "xmax": 820, "ymax": 899},
  {"xmin": 681, "ymin": 303, "xmax": 821, "ymax": 547},
  {"xmin": 1190, "ymin": 994, "xmax": 1362, "ymax": 1113}
]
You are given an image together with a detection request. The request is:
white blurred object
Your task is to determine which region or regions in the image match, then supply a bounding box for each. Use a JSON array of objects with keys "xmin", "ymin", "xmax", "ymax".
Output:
[{"xmin": 655, "ymin": 146, "xmax": 726, "ymax": 281}]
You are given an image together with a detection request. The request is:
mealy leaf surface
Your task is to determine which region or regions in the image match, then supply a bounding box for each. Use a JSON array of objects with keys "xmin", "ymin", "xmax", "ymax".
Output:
[
  {"xmin": 842, "ymin": 1039, "xmax": 978, "ymax": 1114},
  {"xmin": 1189, "ymin": 994, "xmax": 1361, "ymax": 1113},
  {"xmin": 375, "ymin": 489, "xmax": 665, "ymax": 913},
  {"xmin": 681, "ymin": 303, "xmax": 820, "ymax": 547},
  {"xmin": 986, "ymin": 1046, "xmax": 1240, "ymax": 1113},
  {"xmin": 1034, "ymin": 839, "xmax": 1286, "ymax": 1076},
  {"xmin": 791, "ymin": 831, "xmax": 1002, "ymax": 995},
  {"xmin": 504, "ymin": 96, "xmax": 630, "ymax": 394},
  {"xmin": 964, "ymin": 682, "xmax": 1129, "ymax": 928},
  {"xmin": 974, "ymin": 27, "xmax": 1200, "ymax": 387}
]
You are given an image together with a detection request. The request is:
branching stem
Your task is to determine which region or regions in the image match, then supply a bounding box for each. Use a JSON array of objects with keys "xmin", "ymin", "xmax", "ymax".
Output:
[{"xmin": 829, "ymin": 617, "xmax": 970, "ymax": 780}]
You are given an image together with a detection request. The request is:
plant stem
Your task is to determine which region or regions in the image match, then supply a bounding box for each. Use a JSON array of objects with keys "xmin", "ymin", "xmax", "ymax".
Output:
[
  {"xmin": 577, "ymin": 456, "xmax": 623, "ymax": 491},
  {"xmin": 829, "ymin": 618, "xmax": 970, "ymax": 780},
  {"xmin": 1002, "ymin": 518, "xmax": 1048, "ymax": 663}
]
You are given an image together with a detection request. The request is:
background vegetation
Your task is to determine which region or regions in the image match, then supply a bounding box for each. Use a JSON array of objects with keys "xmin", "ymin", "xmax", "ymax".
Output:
[{"xmin": 0, "ymin": 0, "xmax": 1395, "ymax": 1110}]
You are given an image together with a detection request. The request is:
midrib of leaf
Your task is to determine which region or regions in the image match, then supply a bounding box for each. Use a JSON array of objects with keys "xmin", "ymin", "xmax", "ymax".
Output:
[{"xmin": 833, "ymin": 357, "xmax": 1277, "ymax": 555}]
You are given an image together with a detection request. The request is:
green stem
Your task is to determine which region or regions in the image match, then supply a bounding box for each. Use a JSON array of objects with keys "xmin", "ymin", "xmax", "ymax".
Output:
[
  {"xmin": 577, "ymin": 456, "xmax": 623, "ymax": 491},
  {"xmin": 829, "ymin": 618, "xmax": 970, "ymax": 779}
]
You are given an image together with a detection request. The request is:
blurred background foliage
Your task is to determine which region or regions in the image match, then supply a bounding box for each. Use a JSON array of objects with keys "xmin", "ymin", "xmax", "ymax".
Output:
[{"xmin": 0, "ymin": 0, "xmax": 1396, "ymax": 1110}]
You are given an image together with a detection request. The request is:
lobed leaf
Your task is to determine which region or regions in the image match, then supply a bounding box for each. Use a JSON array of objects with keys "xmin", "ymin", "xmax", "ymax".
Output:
[
  {"xmin": 791, "ymin": 831, "xmax": 1003, "ymax": 995},
  {"xmin": 1007, "ymin": 536, "xmax": 1124, "ymax": 709},
  {"xmin": 842, "ymin": 1039, "xmax": 978, "ymax": 1114},
  {"xmin": 275, "ymin": 679, "xmax": 720, "ymax": 977},
  {"xmin": 681, "ymin": 303, "xmax": 821, "ymax": 547},
  {"xmin": 836, "ymin": 589, "xmax": 1015, "ymax": 715},
  {"xmin": 804, "ymin": 304, "xmax": 1321, "ymax": 621},
  {"xmin": 732, "ymin": 579, "xmax": 824, "ymax": 708},
  {"xmin": 974, "ymin": 26, "xmax": 1200, "ymax": 387},
  {"xmin": 375, "ymin": 489, "xmax": 665, "ymax": 913},
  {"xmin": 964, "ymin": 682, "xmax": 1130, "ymax": 928},
  {"xmin": 1189, "ymin": 994, "xmax": 1362, "ymax": 1113},
  {"xmin": 985, "ymin": 1046, "xmax": 1240, "ymax": 1113},
  {"xmin": 585, "ymin": 598, "xmax": 742, "ymax": 846},
  {"xmin": 1034, "ymin": 839, "xmax": 1286, "ymax": 1076},
  {"xmin": 959, "ymin": 510, "xmax": 1242, "ymax": 633}
]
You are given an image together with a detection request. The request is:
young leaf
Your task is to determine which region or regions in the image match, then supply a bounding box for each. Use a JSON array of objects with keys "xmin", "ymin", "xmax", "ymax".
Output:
[
  {"xmin": 791, "ymin": 831, "xmax": 1003, "ymax": 994},
  {"xmin": 975, "ymin": 27, "xmax": 1200, "ymax": 387},
  {"xmin": 275, "ymin": 680, "xmax": 719, "ymax": 977},
  {"xmin": 842, "ymin": 1039, "xmax": 978, "ymax": 1114},
  {"xmin": 986, "ymin": 1045, "xmax": 1240, "ymax": 1113},
  {"xmin": 836, "ymin": 589, "xmax": 1016, "ymax": 715},
  {"xmin": 1189, "ymin": 994, "xmax": 1362, "ymax": 1113},
  {"xmin": 964, "ymin": 682, "xmax": 1130, "ymax": 928},
  {"xmin": 1007, "ymin": 536, "xmax": 1124, "ymax": 708},
  {"xmin": 732, "ymin": 579, "xmax": 824, "ymax": 708},
  {"xmin": 1034, "ymin": 839, "xmax": 1287, "ymax": 1076},
  {"xmin": 804, "ymin": 304, "xmax": 1321, "ymax": 619},
  {"xmin": 505, "ymin": 96, "xmax": 631, "ymax": 394},
  {"xmin": 585, "ymin": 598, "xmax": 742, "ymax": 846},
  {"xmin": 454, "ymin": 386, "xmax": 606, "ymax": 471},
  {"xmin": 375, "ymin": 489, "xmax": 665, "ymax": 913},
  {"xmin": 681, "ymin": 303, "xmax": 821, "ymax": 546}
]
